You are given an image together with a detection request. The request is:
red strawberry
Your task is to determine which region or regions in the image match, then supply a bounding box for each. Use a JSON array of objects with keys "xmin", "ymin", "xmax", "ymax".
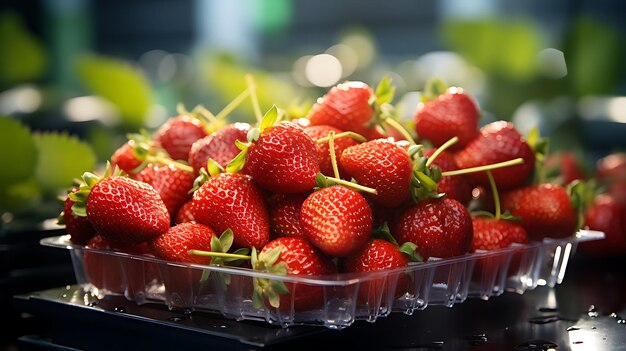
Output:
[
  {"xmin": 454, "ymin": 121, "xmax": 535, "ymax": 190},
  {"xmin": 544, "ymin": 152, "xmax": 586, "ymax": 185},
  {"xmin": 72, "ymin": 174, "xmax": 171, "ymax": 244},
  {"xmin": 471, "ymin": 217, "xmax": 529, "ymax": 251},
  {"xmin": 134, "ymin": 163, "xmax": 195, "ymax": 218},
  {"xmin": 393, "ymin": 197, "xmax": 473, "ymax": 260},
  {"xmin": 303, "ymin": 125, "xmax": 360, "ymax": 177},
  {"xmin": 341, "ymin": 139, "xmax": 413, "ymax": 208},
  {"xmin": 149, "ymin": 222, "xmax": 216, "ymax": 264},
  {"xmin": 191, "ymin": 172, "xmax": 270, "ymax": 249},
  {"xmin": 597, "ymin": 152, "xmax": 626, "ymax": 183},
  {"xmin": 414, "ymin": 87, "xmax": 479, "ymax": 151},
  {"xmin": 245, "ymin": 121, "xmax": 319, "ymax": 194},
  {"xmin": 174, "ymin": 199, "xmax": 197, "ymax": 224},
  {"xmin": 501, "ymin": 184, "xmax": 577, "ymax": 240},
  {"xmin": 300, "ymin": 185, "xmax": 373, "ymax": 257},
  {"xmin": 62, "ymin": 189, "xmax": 96, "ymax": 245},
  {"xmin": 579, "ymin": 194, "xmax": 626, "ymax": 256},
  {"xmin": 254, "ymin": 237, "xmax": 336, "ymax": 311},
  {"xmin": 423, "ymin": 148, "xmax": 472, "ymax": 205},
  {"xmin": 111, "ymin": 142, "xmax": 144, "ymax": 175},
  {"xmin": 307, "ymin": 81, "xmax": 375, "ymax": 136},
  {"xmin": 188, "ymin": 122, "xmax": 250, "ymax": 173},
  {"xmin": 267, "ymin": 193, "xmax": 308, "ymax": 238},
  {"xmin": 154, "ymin": 115, "xmax": 207, "ymax": 161}
]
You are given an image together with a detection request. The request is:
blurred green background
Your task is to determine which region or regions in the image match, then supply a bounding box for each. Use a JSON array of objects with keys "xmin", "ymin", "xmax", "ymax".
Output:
[{"xmin": 1, "ymin": 0, "xmax": 625, "ymax": 225}]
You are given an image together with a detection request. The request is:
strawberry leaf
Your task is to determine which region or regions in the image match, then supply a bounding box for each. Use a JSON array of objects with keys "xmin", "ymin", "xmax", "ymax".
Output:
[
  {"xmin": 247, "ymin": 128, "xmax": 260, "ymax": 143},
  {"xmin": 372, "ymin": 222, "xmax": 399, "ymax": 246},
  {"xmin": 206, "ymin": 159, "xmax": 223, "ymax": 177},
  {"xmin": 315, "ymin": 172, "xmax": 329, "ymax": 188},
  {"xmin": 375, "ymin": 76, "xmax": 396, "ymax": 105},
  {"xmin": 260, "ymin": 105, "xmax": 278, "ymax": 132},
  {"xmin": 422, "ymin": 77, "xmax": 448, "ymax": 102},
  {"xmin": 219, "ymin": 228, "xmax": 234, "ymax": 253},
  {"xmin": 225, "ymin": 149, "xmax": 247, "ymax": 173},
  {"xmin": 399, "ymin": 242, "xmax": 423, "ymax": 262}
]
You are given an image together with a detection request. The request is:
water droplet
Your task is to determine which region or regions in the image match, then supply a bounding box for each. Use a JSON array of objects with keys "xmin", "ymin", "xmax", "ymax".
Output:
[
  {"xmin": 618, "ymin": 320, "xmax": 626, "ymax": 324},
  {"xmin": 114, "ymin": 306, "xmax": 126, "ymax": 313},
  {"xmin": 588, "ymin": 305, "xmax": 599, "ymax": 318},
  {"xmin": 463, "ymin": 333, "xmax": 488, "ymax": 345},
  {"xmin": 60, "ymin": 294, "xmax": 67, "ymax": 298},
  {"xmin": 567, "ymin": 326, "xmax": 580, "ymax": 331},
  {"xmin": 65, "ymin": 285, "xmax": 71, "ymax": 290},
  {"xmin": 538, "ymin": 307, "xmax": 559, "ymax": 313},
  {"xmin": 515, "ymin": 339, "xmax": 558, "ymax": 350},
  {"xmin": 168, "ymin": 316, "xmax": 185, "ymax": 322}
]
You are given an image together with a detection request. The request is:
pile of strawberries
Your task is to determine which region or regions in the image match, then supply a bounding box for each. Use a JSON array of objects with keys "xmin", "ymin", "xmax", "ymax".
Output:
[{"xmin": 61, "ymin": 76, "xmax": 591, "ymax": 309}]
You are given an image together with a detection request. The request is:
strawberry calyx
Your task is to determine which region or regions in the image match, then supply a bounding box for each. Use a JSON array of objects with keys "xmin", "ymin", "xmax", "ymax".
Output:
[
  {"xmin": 567, "ymin": 179, "xmax": 598, "ymax": 232},
  {"xmin": 369, "ymin": 76, "xmax": 417, "ymax": 144},
  {"xmin": 189, "ymin": 159, "xmax": 223, "ymax": 193},
  {"xmin": 315, "ymin": 172, "xmax": 378, "ymax": 195},
  {"xmin": 187, "ymin": 228, "xmax": 251, "ymax": 267},
  {"xmin": 526, "ymin": 127, "xmax": 550, "ymax": 184},
  {"xmin": 69, "ymin": 162, "xmax": 124, "ymax": 217},
  {"xmin": 408, "ymin": 144, "xmax": 445, "ymax": 202},
  {"xmin": 421, "ymin": 77, "xmax": 448, "ymax": 102},
  {"xmin": 372, "ymin": 222, "xmax": 423, "ymax": 262},
  {"xmin": 123, "ymin": 129, "xmax": 194, "ymax": 175},
  {"xmin": 251, "ymin": 245, "xmax": 290, "ymax": 308}
]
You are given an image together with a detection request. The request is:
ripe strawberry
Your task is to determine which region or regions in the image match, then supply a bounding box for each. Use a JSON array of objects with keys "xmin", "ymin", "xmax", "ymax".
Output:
[
  {"xmin": 341, "ymin": 139, "xmax": 412, "ymax": 208},
  {"xmin": 393, "ymin": 197, "xmax": 473, "ymax": 260},
  {"xmin": 254, "ymin": 237, "xmax": 336, "ymax": 311},
  {"xmin": 501, "ymin": 184, "xmax": 576, "ymax": 240},
  {"xmin": 191, "ymin": 172, "xmax": 270, "ymax": 249},
  {"xmin": 300, "ymin": 185, "xmax": 373, "ymax": 257},
  {"xmin": 71, "ymin": 174, "xmax": 170, "ymax": 244},
  {"xmin": 267, "ymin": 193, "xmax": 308, "ymax": 238},
  {"xmin": 544, "ymin": 152, "xmax": 586, "ymax": 185},
  {"xmin": 188, "ymin": 123, "xmax": 250, "ymax": 173},
  {"xmin": 303, "ymin": 125, "xmax": 360, "ymax": 177},
  {"xmin": 154, "ymin": 115, "xmax": 208, "ymax": 161},
  {"xmin": 174, "ymin": 199, "xmax": 197, "ymax": 224},
  {"xmin": 414, "ymin": 87, "xmax": 479, "ymax": 151},
  {"xmin": 307, "ymin": 81, "xmax": 375, "ymax": 136},
  {"xmin": 149, "ymin": 222, "xmax": 216, "ymax": 264},
  {"xmin": 423, "ymin": 148, "xmax": 472, "ymax": 205},
  {"xmin": 62, "ymin": 189, "xmax": 96, "ymax": 245},
  {"xmin": 245, "ymin": 121, "xmax": 319, "ymax": 194},
  {"xmin": 596, "ymin": 152, "xmax": 626, "ymax": 183},
  {"xmin": 134, "ymin": 163, "xmax": 195, "ymax": 218},
  {"xmin": 471, "ymin": 217, "xmax": 529, "ymax": 251},
  {"xmin": 579, "ymin": 194, "xmax": 626, "ymax": 256},
  {"xmin": 111, "ymin": 141, "xmax": 144, "ymax": 175},
  {"xmin": 454, "ymin": 121, "xmax": 535, "ymax": 190}
]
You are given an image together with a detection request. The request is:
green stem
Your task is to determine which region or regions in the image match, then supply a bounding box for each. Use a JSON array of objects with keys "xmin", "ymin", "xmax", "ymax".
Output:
[
  {"xmin": 425, "ymin": 136, "xmax": 458, "ymax": 168},
  {"xmin": 215, "ymin": 89, "xmax": 250, "ymax": 121},
  {"xmin": 441, "ymin": 158, "xmax": 524, "ymax": 177},
  {"xmin": 316, "ymin": 131, "xmax": 367, "ymax": 144},
  {"xmin": 246, "ymin": 74, "xmax": 263, "ymax": 125},
  {"xmin": 195, "ymin": 105, "xmax": 220, "ymax": 125},
  {"xmin": 327, "ymin": 131, "xmax": 341, "ymax": 179},
  {"xmin": 325, "ymin": 176, "xmax": 378, "ymax": 195},
  {"xmin": 147, "ymin": 155, "xmax": 194, "ymax": 173},
  {"xmin": 383, "ymin": 118, "xmax": 416, "ymax": 145},
  {"xmin": 486, "ymin": 170, "xmax": 501, "ymax": 220},
  {"xmin": 188, "ymin": 250, "xmax": 252, "ymax": 260}
]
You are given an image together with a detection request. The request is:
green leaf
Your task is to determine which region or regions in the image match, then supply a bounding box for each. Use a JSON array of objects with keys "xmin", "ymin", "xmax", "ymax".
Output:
[
  {"xmin": 0, "ymin": 13, "xmax": 47, "ymax": 87},
  {"xmin": 260, "ymin": 105, "xmax": 279, "ymax": 131},
  {"xmin": 235, "ymin": 139, "xmax": 249, "ymax": 151},
  {"xmin": 206, "ymin": 159, "xmax": 223, "ymax": 177},
  {"xmin": 219, "ymin": 228, "xmax": 234, "ymax": 253},
  {"xmin": 210, "ymin": 235, "xmax": 222, "ymax": 254},
  {"xmin": 315, "ymin": 172, "xmax": 328, "ymax": 188},
  {"xmin": 0, "ymin": 177, "xmax": 41, "ymax": 213},
  {"xmin": 266, "ymin": 287, "xmax": 280, "ymax": 308},
  {"xmin": 414, "ymin": 171, "xmax": 438, "ymax": 192},
  {"xmin": 399, "ymin": 242, "xmax": 423, "ymax": 262},
  {"xmin": 262, "ymin": 246, "xmax": 283, "ymax": 266},
  {"xmin": 246, "ymin": 128, "xmax": 260, "ymax": 143},
  {"xmin": 225, "ymin": 149, "xmax": 247, "ymax": 173},
  {"xmin": 0, "ymin": 117, "xmax": 37, "ymax": 189},
  {"xmin": 375, "ymin": 76, "xmax": 396, "ymax": 105},
  {"xmin": 75, "ymin": 54, "xmax": 152, "ymax": 129},
  {"xmin": 270, "ymin": 280, "xmax": 289, "ymax": 295},
  {"xmin": 422, "ymin": 77, "xmax": 448, "ymax": 101},
  {"xmin": 33, "ymin": 132, "xmax": 96, "ymax": 195},
  {"xmin": 372, "ymin": 222, "xmax": 399, "ymax": 246}
]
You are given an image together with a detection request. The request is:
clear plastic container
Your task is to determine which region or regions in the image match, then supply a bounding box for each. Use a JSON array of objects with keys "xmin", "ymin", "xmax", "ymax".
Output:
[{"xmin": 40, "ymin": 230, "xmax": 604, "ymax": 330}]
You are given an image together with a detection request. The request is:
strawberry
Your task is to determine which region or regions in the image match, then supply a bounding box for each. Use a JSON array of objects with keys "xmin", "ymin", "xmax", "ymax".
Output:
[
  {"xmin": 191, "ymin": 172, "xmax": 270, "ymax": 249},
  {"xmin": 393, "ymin": 197, "xmax": 473, "ymax": 260},
  {"xmin": 471, "ymin": 217, "xmax": 529, "ymax": 251},
  {"xmin": 153, "ymin": 115, "xmax": 208, "ymax": 161},
  {"xmin": 300, "ymin": 185, "xmax": 373, "ymax": 257},
  {"xmin": 501, "ymin": 184, "xmax": 577, "ymax": 240},
  {"xmin": 341, "ymin": 139, "xmax": 413, "ymax": 208},
  {"xmin": 174, "ymin": 199, "xmax": 197, "ymax": 224},
  {"xmin": 267, "ymin": 193, "xmax": 308, "ymax": 238},
  {"xmin": 579, "ymin": 194, "xmax": 626, "ymax": 256},
  {"xmin": 149, "ymin": 222, "xmax": 216, "ymax": 264},
  {"xmin": 596, "ymin": 152, "xmax": 626, "ymax": 183},
  {"xmin": 253, "ymin": 237, "xmax": 336, "ymax": 311},
  {"xmin": 303, "ymin": 125, "xmax": 360, "ymax": 178},
  {"xmin": 111, "ymin": 141, "xmax": 144, "ymax": 175},
  {"xmin": 62, "ymin": 189, "xmax": 96, "ymax": 245},
  {"xmin": 423, "ymin": 148, "xmax": 472, "ymax": 205},
  {"xmin": 343, "ymin": 239, "xmax": 410, "ymax": 273},
  {"xmin": 544, "ymin": 152, "xmax": 586, "ymax": 185},
  {"xmin": 307, "ymin": 81, "xmax": 375, "ymax": 136},
  {"xmin": 188, "ymin": 122, "xmax": 250, "ymax": 173},
  {"xmin": 70, "ymin": 171, "xmax": 170, "ymax": 244},
  {"xmin": 413, "ymin": 85, "xmax": 479, "ymax": 151},
  {"xmin": 454, "ymin": 121, "xmax": 535, "ymax": 191},
  {"xmin": 134, "ymin": 163, "xmax": 195, "ymax": 218},
  {"xmin": 245, "ymin": 121, "xmax": 319, "ymax": 194}
]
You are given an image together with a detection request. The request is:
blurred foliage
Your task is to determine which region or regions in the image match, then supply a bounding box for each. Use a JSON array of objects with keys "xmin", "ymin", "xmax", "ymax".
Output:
[
  {"xmin": 75, "ymin": 54, "xmax": 152, "ymax": 130},
  {"xmin": 0, "ymin": 117, "xmax": 38, "ymax": 188},
  {"xmin": 0, "ymin": 12, "xmax": 47, "ymax": 89}
]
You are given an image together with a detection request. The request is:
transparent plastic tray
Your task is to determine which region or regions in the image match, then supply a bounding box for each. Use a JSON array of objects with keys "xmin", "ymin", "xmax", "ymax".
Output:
[{"xmin": 41, "ymin": 230, "xmax": 603, "ymax": 330}]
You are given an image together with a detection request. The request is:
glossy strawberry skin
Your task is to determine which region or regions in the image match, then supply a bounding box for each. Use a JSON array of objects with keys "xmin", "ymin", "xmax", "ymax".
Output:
[
  {"xmin": 174, "ymin": 199, "xmax": 197, "ymax": 224},
  {"xmin": 134, "ymin": 163, "xmax": 195, "ymax": 218},
  {"xmin": 63, "ymin": 190, "xmax": 96, "ymax": 245},
  {"xmin": 303, "ymin": 125, "xmax": 359, "ymax": 178},
  {"xmin": 501, "ymin": 184, "xmax": 576, "ymax": 240},
  {"xmin": 424, "ymin": 148, "xmax": 472, "ymax": 205},
  {"xmin": 414, "ymin": 88, "xmax": 479, "ymax": 151},
  {"xmin": 393, "ymin": 198, "xmax": 473, "ymax": 260},
  {"xmin": 111, "ymin": 142, "xmax": 143, "ymax": 175},
  {"xmin": 454, "ymin": 121, "xmax": 535, "ymax": 191},
  {"xmin": 86, "ymin": 176, "xmax": 170, "ymax": 244},
  {"xmin": 268, "ymin": 193, "xmax": 308, "ymax": 238},
  {"xmin": 191, "ymin": 172, "xmax": 270, "ymax": 249},
  {"xmin": 307, "ymin": 81, "xmax": 375, "ymax": 136},
  {"xmin": 260, "ymin": 237, "xmax": 336, "ymax": 311},
  {"xmin": 154, "ymin": 115, "xmax": 207, "ymax": 161},
  {"xmin": 341, "ymin": 139, "xmax": 412, "ymax": 208},
  {"xmin": 471, "ymin": 217, "xmax": 529, "ymax": 251},
  {"xmin": 246, "ymin": 121, "xmax": 319, "ymax": 194},
  {"xmin": 300, "ymin": 186, "xmax": 373, "ymax": 257},
  {"xmin": 188, "ymin": 123, "xmax": 250, "ymax": 173},
  {"xmin": 579, "ymin": 194, "xmax": 626, "ymax": 256},
  {"xmin": 149, "ymin": 222, "xmax": 216, "ymax": 265}
]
